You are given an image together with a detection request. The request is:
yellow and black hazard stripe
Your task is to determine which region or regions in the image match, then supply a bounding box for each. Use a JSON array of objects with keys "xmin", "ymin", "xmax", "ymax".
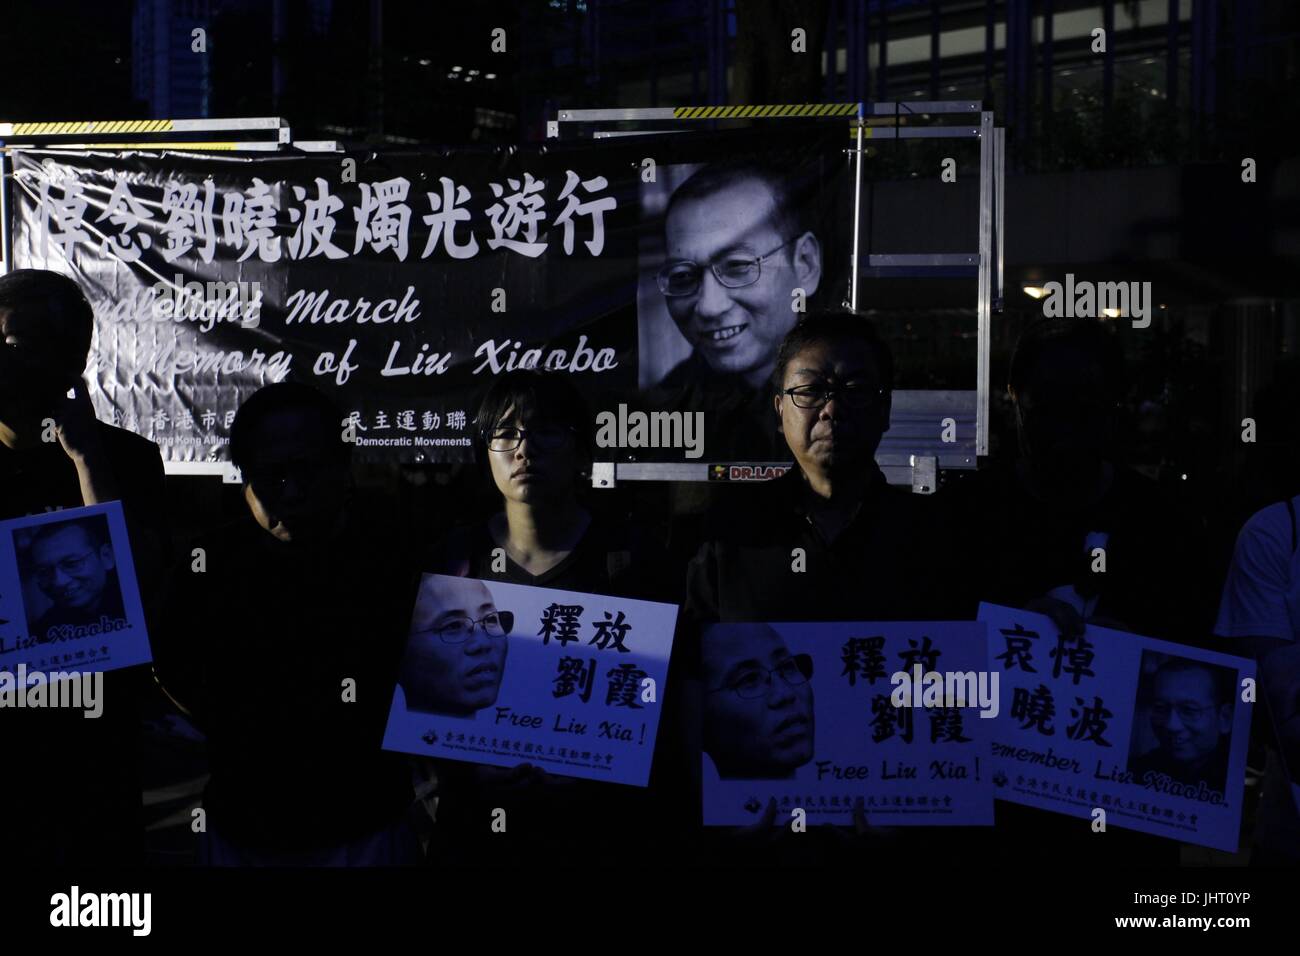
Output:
[
  {"xmin": 4, "ymin": 119, "xmax": 177, "ymax": 136},
  {"xmin": 671, "ymin": 103, "xmax": 859, "ymax": 120}
]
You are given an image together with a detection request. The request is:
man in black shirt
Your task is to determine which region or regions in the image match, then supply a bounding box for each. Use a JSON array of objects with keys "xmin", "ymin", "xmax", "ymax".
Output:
[
  {"xmin": 0, "ymin": 269, "xmax": 169, "ymax": 866},
  {"xmin": 157, "ymin": 382, "xmax": 421, "ymax": 864},
  {"xmin": 685, "ymin": 310, "xmax": 938, "ymax": 628},
  {"xmin": 682, "ymin": 310, "xmax": 949, "ymax": 864}
]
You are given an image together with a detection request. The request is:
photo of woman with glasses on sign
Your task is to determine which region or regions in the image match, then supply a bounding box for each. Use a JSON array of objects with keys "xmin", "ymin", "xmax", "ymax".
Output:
[
  {"xmin": 702, "ymin": 624, "xmax": 815, "ymax": 781},
  {"xmin": 397, "ymin": 575, "xmax": 513, "ymax": 717},
  {"xmin": 423, "ymin": 368, "xmax": 684, "ymax": 865}
]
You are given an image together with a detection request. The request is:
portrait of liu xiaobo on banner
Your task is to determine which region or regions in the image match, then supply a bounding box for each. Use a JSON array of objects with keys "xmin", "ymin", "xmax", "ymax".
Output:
[
  {"xmin": 397, "ymin": 575, "xmax": 513, "ymax": 718},
  {"xmin": 638, "ymin": 159, "xmax": 824, "ymax": 394}
]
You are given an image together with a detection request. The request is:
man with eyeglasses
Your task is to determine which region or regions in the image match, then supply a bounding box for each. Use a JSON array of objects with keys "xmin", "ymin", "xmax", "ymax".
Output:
[
  {"xmin": 684, "ymin": 310, "xmax": 939, "ymax": 627},
  {"xmin": 26, "ymin": 517, "xmax": 126, "ymax": 636},
  {"xmin": 399, "ymin": 576, "xmax": 512, "ymax": 717},
  {"xmin": 644, "ymin": 160, "xmax": 824, "ymax": 461},
  {"xmin": 702, "ymin": 624, "xmax": 815, "ymax": 780},
  {"xmin": 156, "ymin": 382, "xmax": 422, "ymax": 865},
  {"xmin": 1129, "ymin": 659, "xmax": 1234, "ymax": 792}
]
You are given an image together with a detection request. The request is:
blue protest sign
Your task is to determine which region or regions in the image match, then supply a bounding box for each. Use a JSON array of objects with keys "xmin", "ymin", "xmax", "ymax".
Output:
[
  {"xmin": 702, "ymin": 620, "xmax": 995, "ymax": 826},
  {"xmin": 382, "ymin": 574, "xmax": 677, "ymax": 786},
  {"xmin": 980, "ymin": 602, "xmax": 1255, "ymax": 851}
]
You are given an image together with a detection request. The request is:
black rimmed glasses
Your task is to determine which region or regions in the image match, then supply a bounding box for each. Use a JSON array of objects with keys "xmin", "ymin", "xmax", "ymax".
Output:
[
  {"xmin": 781, "ymin": 383, "xmax": 886, "ymax": 410},
  {"xmin": 708, "ymin": 653, "xmax": 814, "ymax": 699},
  {"xmin": 656, "ymin": 236, "xmax": 799, "ymax": 297},
  {"xmin": 486, "ymin": 425, "xmax": 576, "ymax": 453},
  {"xmin": 414, "ymin": 611, "xmax": 514, "ymax": 645},
  {"xmin": 33, "ymin": 551, "xmax": 96, "ymax": 586}
]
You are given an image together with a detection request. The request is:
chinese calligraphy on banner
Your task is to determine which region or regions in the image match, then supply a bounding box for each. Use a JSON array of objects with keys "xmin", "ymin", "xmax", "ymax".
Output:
[
  {"xmin": 980, "ymin": 602, "xmax": 1255, "ymax": 851},
  {"xmin": 701, "ymin": 621, "xmax": 994, "ymax": 827},
  {"xmin": 382, "ymin": 575, "xmax": 677, "ymax": 786},
  {"xmin": 10, "ymin": 126, "xmax": 850, "ymax": 466}
]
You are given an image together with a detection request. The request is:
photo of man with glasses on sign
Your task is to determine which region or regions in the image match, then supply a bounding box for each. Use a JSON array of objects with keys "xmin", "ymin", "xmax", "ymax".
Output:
[
  {"xmin": 639, "ymin": 158, "xmax": 826, "ymax": 461},
  {"xmin": 398, "ymin": 575, "xmax": 513, "ymax": 718},
  {"xmin": 20, "ymin": 514, "xmax": 127, "ymax": 636},
  {"xmin": 702, "ymin": 623, "xmax": 815, "ymax": 780},
  {"xmin": 1127, "ymin": 653, "xmax": 1236, "ymax": 793}
]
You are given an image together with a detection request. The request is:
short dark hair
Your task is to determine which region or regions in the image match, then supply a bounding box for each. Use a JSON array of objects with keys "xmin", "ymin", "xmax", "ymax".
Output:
[
  {"xmin": 29, "ymin": 516, "xmax": 109, "ymax": 554},
  {"xmin": 1152, "ymin": 657, "xmax": 1234, "ymax": 707},
  {"xmin": 665, "ymin": 159, "xmax": 811, "ymax": 246},
  {"xmin": 0, "ymin": 269, "xmax": 95, "ymax": 373},
  {"xmin": 474, "ymin": 369, "xmax": 592, "ymax": 463},
  {"xmin": 771, "ymin": 310, "xmax": 894, "ymax": 393},
  {"xmin": 229, "ymin": 382, "xmax": 351, "ymax": 472},
  {"xmin": 1008, "ymin": 317, "xmax": 1126, "ymax": 399}
]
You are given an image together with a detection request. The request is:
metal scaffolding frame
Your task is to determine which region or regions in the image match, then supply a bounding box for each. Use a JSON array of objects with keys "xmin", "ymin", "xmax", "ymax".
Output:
[{"xmin": 549, "ymin": 101, "xmax": 1005, "ymax": 493}]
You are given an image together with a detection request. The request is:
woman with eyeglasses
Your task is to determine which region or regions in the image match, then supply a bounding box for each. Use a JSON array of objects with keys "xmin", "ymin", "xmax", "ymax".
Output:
[{"xmin": 424, "ymin": 369, "xmax": 682, "ymax": 864}]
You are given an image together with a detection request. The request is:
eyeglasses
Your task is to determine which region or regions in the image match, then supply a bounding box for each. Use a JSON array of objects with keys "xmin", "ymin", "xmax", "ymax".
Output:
[
  {"xmin": 1150, "ymin": 702, "xmax": 1218, "ymax": 723},
  {"xmin": 487, "ymin": 425, "xmax": 576, "ymax": 452},
  {"xmin": 414, "ymin": 611, "xmax": 514, "ymax": 644},
  {"xmin": 709, "ymin": 654, "xmax": 814, "ymax": 699},
  {"xmin": 781, "ymin": 383, "xmax": 886, "ymax": 410},
  {"xmin": 656, "ymin": 236, "xmax": 798, "ymax": 297},
  {"xmin": 33, "ymin": 551, "xmax": 96, "ymax": 586}
]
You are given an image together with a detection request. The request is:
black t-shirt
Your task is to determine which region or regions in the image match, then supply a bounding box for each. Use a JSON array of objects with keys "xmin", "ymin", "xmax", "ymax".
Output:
[
  {"xmin": 939, "ymin": 461, "xmax": 1211, "ymax": 642},
  {"xmin": 0, "ymin": 422, "xmax": 168, "ymax": 866},
  {"xmin": 157, "ymin": 494, "xmax": 420, "ymax": 851},
  {"xmin": 681, "ymin": 466, "xmax": 975, "ymax": 864},
  {"xmin": 684, "ymin": 465, "xmax": 948, "ymax": 640},
  {"xmin": 424, "ymin": 515, "xmax": 689, "ymax": 862}
]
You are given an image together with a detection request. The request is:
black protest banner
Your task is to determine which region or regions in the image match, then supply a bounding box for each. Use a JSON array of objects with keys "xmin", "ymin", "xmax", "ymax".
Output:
[{"xmin": 10, "ymin": 125, "xmax": 848, "ymax": 465}]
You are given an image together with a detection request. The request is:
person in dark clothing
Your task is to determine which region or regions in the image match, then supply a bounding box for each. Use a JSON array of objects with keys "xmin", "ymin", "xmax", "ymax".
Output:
[
  {"xmin": 682, "ymin": 310, "xmax": 952, "ymax": 864},
  {"xmin": 684, "ymin": 310, "xmax": 940, "ymax": 629},
  {"xmin": 941, "ymin": 316, "xmax": 1205, "ymax": 865},
  {"xmin": 0, "ymin": 269, "xmax": 169, "ymax": 867},
  {"xmin": 941, "ymin": 316, "xmax": 1208, "ymax": 643},
  {"xmin": 426, "ymin": 369, "xmax": 685, "ymax": 864},
  {"xmin": 156, "ymin": 382, "xmax": 421, "ymax": 865}
]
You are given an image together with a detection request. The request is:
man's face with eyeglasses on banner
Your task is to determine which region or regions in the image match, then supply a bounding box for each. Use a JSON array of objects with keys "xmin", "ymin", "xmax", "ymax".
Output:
[
  {"xmin": 1148, "ymin": 665, "xmax": 1232, "ymax": 771},
  {"xmin": 30, "ymin": 523, "xmax": 114, "ymax": 614},
  {"xmin": 660, "ymin": 176, "xmax": 822, "ymax": 387},
  {"xmin": 400, "ymin": 576, "xmax": 511, "ymax": 717},
  {"xmin": 702, "ymin": 624, "xmax": 815, "ymax": 780}
]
